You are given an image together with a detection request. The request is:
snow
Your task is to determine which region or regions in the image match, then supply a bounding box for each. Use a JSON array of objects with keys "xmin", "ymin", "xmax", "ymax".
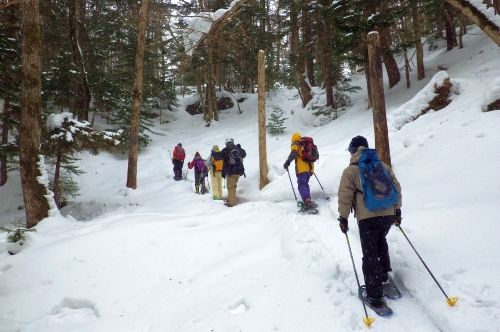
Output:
[
  {"xmin": 1, "ymin": 26, "xmax": 500, "ymax": 331},
  {"xmin": 468, "ymin": 0, "xmax": 500, "ymax": 28},
  {"xmin": 184, "ymin": 1, "xmax": 241, "ymax": 56}
]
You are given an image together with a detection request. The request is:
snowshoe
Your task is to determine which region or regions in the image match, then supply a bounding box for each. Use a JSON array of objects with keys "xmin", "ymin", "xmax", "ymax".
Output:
[
  {"xmin": 383, "ymin": 274, "xmax": 402, "ymax": 300},
  {"xmin": 358, "ymin": 285, "xmax": 393, "ymax": 317},
  {"xmin": 297, "ymin": 201, "xmax": 319, "ymax": 215}
]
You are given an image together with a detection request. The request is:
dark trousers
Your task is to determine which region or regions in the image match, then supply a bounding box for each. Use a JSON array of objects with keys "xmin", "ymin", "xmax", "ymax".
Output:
[
  {"xmin": 173, "ymin": 160, "xmax": 183, "ymax": 180},
  {"xmin": 359, "ymin": 216, "xmax": 394, "ymax": 298}
]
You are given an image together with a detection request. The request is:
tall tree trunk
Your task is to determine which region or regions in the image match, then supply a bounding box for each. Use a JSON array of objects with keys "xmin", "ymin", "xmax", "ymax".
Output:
[
  {"xmin": 53, "ymin": 151, "xmax": 62, "ymax": 208},
  {"xmin": 444, "ymin": 2, "xmax": 458, "ymax": 51},
  {"xmin": 302, "ymin": 1, "xmax": 315, "ymax": 87},
  {"xmin": 1, "ymin": 101, "xmax": 8, "ymax": 186},
  {"xmin": 20, "ymin": 0, "xmax": 49, "ymax": 228},
  {"xmin": 402, "ymin": 18, "xmax": 411, "ymax": 89},
  {"xmin": 69, "ymin": 0, "xmax": 91, "ymax": 121},
  {"xmin": 445, "ymin": 0, "xmax": 500, "ymax": 47},
  {"xmin": 274, "ymin": 3, "xmax": 282, "ymax": 84},
  {"xmin": 126, "ymin": 0, "xmax": 149, "ymax": 189},
  {"xmin": 319, "ymin": 1, "xmax": 333, "ymax": 107},
  {"xmin": 412, "ymin": 1, "xmax": 425, "ymax": 80},
  {"xmin": 459, "ymin": 13, "xmax": 465, "ymax": 48},
  {"xmin": 290, "ymin": 2, "xmax": 312, "ymax": 107},
  {"xmin": 379, "ymin": 28, "xmax": 400, "ymax": 88}
]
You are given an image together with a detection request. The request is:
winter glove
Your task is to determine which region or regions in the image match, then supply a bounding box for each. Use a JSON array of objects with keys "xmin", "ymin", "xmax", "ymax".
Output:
[
  {"xmin": 283, "ymin": 161, "xmax": 290, "ymax": 169},
  {"xmin": 338, "ymin": 217, "xmax": 349, "ymax": 234},
  {"xmin": 394, "ymin": 209, "xmax": 402, "ymax": 226}
]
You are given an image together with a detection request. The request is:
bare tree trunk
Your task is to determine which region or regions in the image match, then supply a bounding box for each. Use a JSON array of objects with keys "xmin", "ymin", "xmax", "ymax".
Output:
[
  {"xmin": 402, "ymin": 18, "xmax": 411, "ymax": 89},
  {"xmin": 1, "ymin": 101, "xmax": 8, "ymax": 186},
  {"xmin": 290, "ymin": 2, "xmax": 312, "ymax": 107},
  {"xmin": 126, "ymin": 0, "xmax": 149, "ymax": 189},
  {"xmin": 459, "ymin": 13, "xmax": 465, "ymax": 48},
  {"xmin": 379, "ymin": 28, "xmax": 400, "ymax": 88},
  {"xmin": 274, "ymin": 3, "xmax": 282, "ymax": 84},
  {"xmin": 444, "ymin": 2, "xmax": 458, "ymax": 51},
  {"xmin": 445, "ymin": 0, "xmax": 500, "ymax": 47},
  {"xmin": 53, "ymin": 151, "xmax": 62, "ymax": 208},
  {"xmin": 367, "ymin": 32, "xmax": 392, "ymax": 167},
  {"xmin": 69, "ymin": 0, "xmax": 91, "ymax": 121},
  {"xmin": 412, "ymin": 2, "xmax": 425, "ymax": 80},
  {"xmin": 257, "ymin": 50, "xmax": 269, "ymax": 189},
  {"xmin": 20, "ymin": 0, "xmax": 50, "ymax": 228},
  {"xmin": 302, "ymin": 2, "xmax": 315, "ymax": 87},
  {"xmin": 318, "ymin": 0, "xmax": 333, "ymax": 107}
]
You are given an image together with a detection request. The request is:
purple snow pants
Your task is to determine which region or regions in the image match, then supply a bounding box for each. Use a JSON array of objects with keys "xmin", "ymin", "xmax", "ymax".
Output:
[{"xmin": 297, "ymin": 172, "xmax": 312, "ymax": 202}]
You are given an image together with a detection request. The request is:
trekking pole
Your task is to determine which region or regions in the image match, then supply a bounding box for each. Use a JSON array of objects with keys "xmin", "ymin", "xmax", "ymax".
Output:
[
  {"xmin": 313, "ymin": 173, "xmax": 330, "ymax": 200},
  {"xmin": 397, "ymin": 225, "xmax": 458, "ymax": 306},
  {"xmin": 184, "ymin": 169, "xmax": 189, "ymax": 182},
  {"xmin": 223, "ymin": 178, "xmax": 226, "ymax": 189},
  {"xmin": 345, "ymin": 233, "xmax": 375, "ymax": 326},
  {"xmin": 286, "ymin": 168, "xmax": 297, "ymax": 200}
]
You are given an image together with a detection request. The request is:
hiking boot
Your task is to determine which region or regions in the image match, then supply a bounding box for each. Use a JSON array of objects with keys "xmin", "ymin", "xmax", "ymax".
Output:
[
  {"xmin": 358, "ymin": 285, "xmax": 393, "ymax": 316},
  {"xmin": 195, "ymin": 186, "xmax": 199, "ymax": 194},
  {"xmin": 303, "ymin": 198, "xmax": 317, "ymax": 209}
]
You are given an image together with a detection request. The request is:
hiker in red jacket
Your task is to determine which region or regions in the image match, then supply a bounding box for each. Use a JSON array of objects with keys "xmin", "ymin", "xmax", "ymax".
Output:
[{"xmin": 172, "ymin": 143, "xmax": 185, "ymax": 181}]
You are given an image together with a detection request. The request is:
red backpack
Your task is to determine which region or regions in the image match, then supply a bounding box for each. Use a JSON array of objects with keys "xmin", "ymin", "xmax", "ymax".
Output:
[
  {"xmin": 299, "ymin": 137, "xmax": 319, "ymax": 162},
  {"xmin": 174, "ymin": 147, "xmax": 185, "ymax": 161}
]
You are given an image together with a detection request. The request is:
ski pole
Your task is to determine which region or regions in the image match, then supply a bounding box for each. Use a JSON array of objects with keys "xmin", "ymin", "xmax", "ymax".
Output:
[
  {"xmin": 397, "ymin": 225, "xmax": 458, "ymax": 306},
  {"xmin": 286, "ymin": 168, "xmax": 297, "ymax": 200},
  {"xmin": 345, "ymin": 233, "xmax": 375, "ymax": 326},
  {"xmin": 313, "ymin": 173, "xmax": 329, "ymax": 200}
]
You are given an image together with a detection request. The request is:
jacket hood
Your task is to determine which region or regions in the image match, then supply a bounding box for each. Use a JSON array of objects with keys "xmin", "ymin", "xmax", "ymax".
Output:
[
  {"xmin": 349, "ymin": 146, "xmax": 366, "ymax": 164},
  {"xmin": 291, "ymin": 132, "xmax": 301, "ymax": 143}
]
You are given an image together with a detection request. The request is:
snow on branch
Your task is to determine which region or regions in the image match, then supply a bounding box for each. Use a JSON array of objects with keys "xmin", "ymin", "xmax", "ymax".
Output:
[{"xmin": 183, "ymin": 0, "xmax": 249, "ymax": 56}]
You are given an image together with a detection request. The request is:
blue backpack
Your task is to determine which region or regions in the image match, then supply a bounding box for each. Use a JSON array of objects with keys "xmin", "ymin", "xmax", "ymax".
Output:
[{"xmin": 357, "ymin": 149, "xmax": 399, "ymax": 211}]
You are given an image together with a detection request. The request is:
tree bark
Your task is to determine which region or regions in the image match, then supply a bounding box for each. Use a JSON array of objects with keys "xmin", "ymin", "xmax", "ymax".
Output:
[
  {"xmin": 444, "ymin": 2, "xmax": 458, "ymax": 51},
  {"xmin": 379, "ymin": 28, "xmax": 400, "ymax": 88},
  {"xmin": 53, "ymin": 151, "xmax": 62, "ymax": 208},
  {"xmin": 1, "ymin": 101, "xmax": 8, "ymax": 186},
  {"xmin": 20, "ymin": 0, "xmax": 50, "ymax": 228},
  {"xmin": 290, "ymin": 2, "xmax": 312, "ymax": 107},
  {"xmin": 319, "ymin": 0, "xmax": 334, "ymax": 107},
  {"xmin": 126, "ymin": 0, "xmax": 149, "ymax": 189},
  {"xmin": 412, "ymin": 2, "xmax": 425, "ymax": 80},
  {"xmin": 367, "ymin": 32, "xmax": 392, "ymax": 167},
  {"xmin": 302, "ymin": 1, "xmax": 315, "ymax": 87},
  {"xmin": 69, "ymin": 0, "xmax": 91, "ymax": 121},
  {"xmin": 257, "ymin": 50, "xmax": 269, "ymax": 190},
  {"xmin": 445, "ymin": 0, "xmax": 500, "ymax": 47}
]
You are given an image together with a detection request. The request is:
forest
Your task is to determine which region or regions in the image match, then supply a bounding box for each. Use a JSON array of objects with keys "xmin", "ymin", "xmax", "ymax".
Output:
[{"xmin": 1, "ymin": 0, "xmax": 500, "ymax": 228}]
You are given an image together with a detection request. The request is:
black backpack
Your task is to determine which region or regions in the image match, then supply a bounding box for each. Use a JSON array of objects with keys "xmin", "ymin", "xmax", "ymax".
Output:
[{"xmin": 227, "ymin": 146, "xmax": 245, "ymax": 175}]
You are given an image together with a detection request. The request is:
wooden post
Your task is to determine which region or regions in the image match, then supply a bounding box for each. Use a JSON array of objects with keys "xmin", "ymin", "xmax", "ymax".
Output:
[
  {"xmin": 258, "ymin": 50, "xmax": 269, "ymax": 189},
  {"xmin": 367, "ymin": 32, "xmax": 392, "ymax": 167}
]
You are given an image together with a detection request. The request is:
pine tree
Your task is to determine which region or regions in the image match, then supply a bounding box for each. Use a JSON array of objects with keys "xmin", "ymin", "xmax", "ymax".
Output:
[{"xmin": 266, "ymin": 108, "xmax": 288, "ymax": 135}]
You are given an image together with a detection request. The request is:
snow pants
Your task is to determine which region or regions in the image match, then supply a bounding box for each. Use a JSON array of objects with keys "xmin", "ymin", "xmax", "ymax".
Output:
[
  {"xmin": 195, "ymin": 171, "xmax": 206, "ymax": 187},
  {"xmin": 226, "ymin": 174, "xmax": 240, "ymax": 206},
  {"xmin": 358, "ymin": 216, "xmax": 394, "ymax": 298},
  {"xmin": 297, "ymin": 172, "xmax": 312, "ymax": 202},
  {"xmin": 173, "ymin": 160, "xmax": 184, "ymax": 180},
  {"xmin": 211, "ymin": 170, "xmax": 223, "ymax": 199}
]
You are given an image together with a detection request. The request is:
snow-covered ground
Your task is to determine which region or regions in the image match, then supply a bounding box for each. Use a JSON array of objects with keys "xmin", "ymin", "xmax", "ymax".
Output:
[{"xmin": 1, "ymin": 26, "xmax": 500, "ymax": 331}]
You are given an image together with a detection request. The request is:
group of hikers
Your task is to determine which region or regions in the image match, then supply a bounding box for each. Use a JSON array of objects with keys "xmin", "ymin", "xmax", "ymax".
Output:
[
  {"xmin": 172, "ymin": 132, "xmax": 403, "ymax": 314},
  {"xmin": 171, "ymin": 138, "xmax": 246, "ymax": 207}
]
